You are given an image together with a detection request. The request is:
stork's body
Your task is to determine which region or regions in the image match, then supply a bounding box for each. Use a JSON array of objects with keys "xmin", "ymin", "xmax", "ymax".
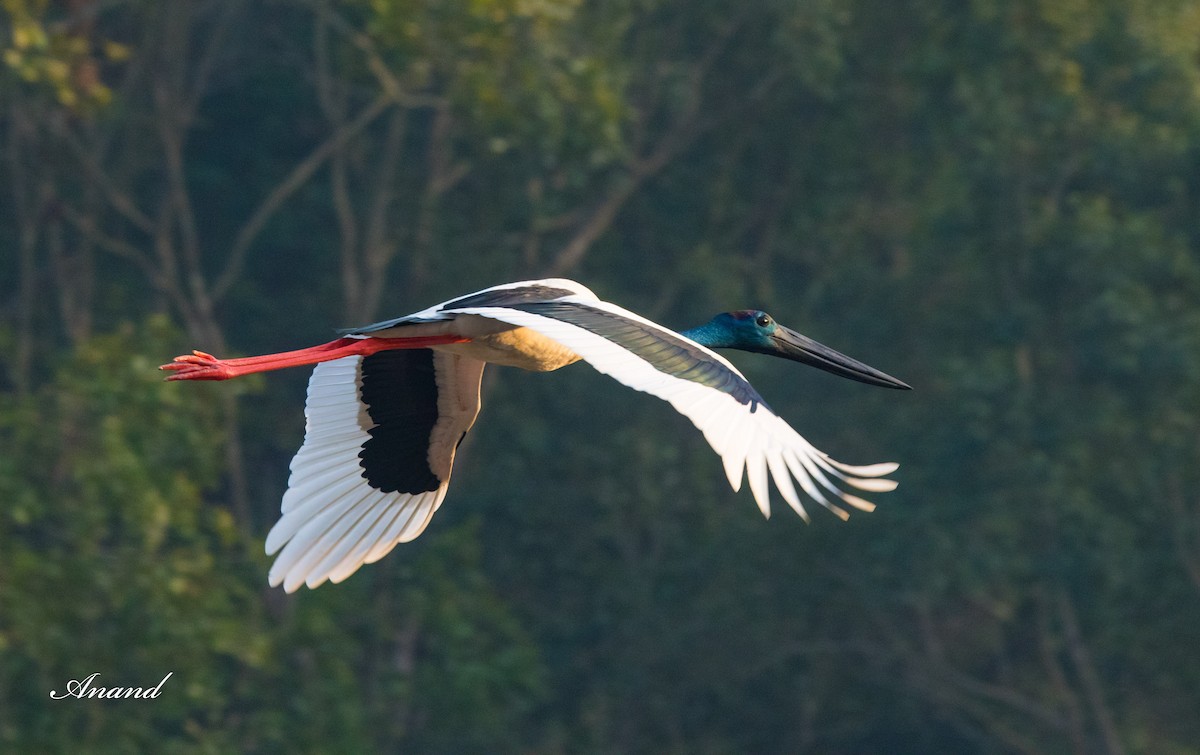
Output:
[
  {"xmin": 378, "ymin": 315, "xmax": 583, "ymax": 372},
  {"xmin": 162, "ymin": 279, "xmax": 909, "ymax": 592}
]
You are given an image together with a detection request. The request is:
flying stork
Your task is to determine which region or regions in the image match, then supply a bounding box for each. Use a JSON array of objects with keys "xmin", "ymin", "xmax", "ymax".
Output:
[{"xmin": 161, "ymin": 279, "xmax": 910, "ymax": 592}]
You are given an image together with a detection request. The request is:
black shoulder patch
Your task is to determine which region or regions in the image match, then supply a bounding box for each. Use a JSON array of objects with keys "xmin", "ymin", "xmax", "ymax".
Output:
[
  {"xmin": 358, "ymin": 350, "xmax": 441, "ymax": 494},
  {"xmin": 337, "ymin": 317, "xmax": 441, "ymax": 336},
  {"xmin": 440, "ymin": 284, "xmax": 577, "ymax": 311},
  {"xmin": 510, "ymin": 301, "xmax": 769, "ymax": 412}
]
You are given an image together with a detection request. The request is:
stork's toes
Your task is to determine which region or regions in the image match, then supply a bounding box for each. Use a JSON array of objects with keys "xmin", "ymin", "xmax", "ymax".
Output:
[{"xmin": 158, "ymin": 351, "xmax": 233, "ymax": 381}]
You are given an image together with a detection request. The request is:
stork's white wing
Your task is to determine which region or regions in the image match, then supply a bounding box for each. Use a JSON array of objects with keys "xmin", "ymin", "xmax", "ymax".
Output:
[
  {"xmin": 265, "ymin": 351, "xmax": 484, "ymax": 592},
  {"xmin": 448, "ymin": 298, "xmax": 898, "ymax": 521}
]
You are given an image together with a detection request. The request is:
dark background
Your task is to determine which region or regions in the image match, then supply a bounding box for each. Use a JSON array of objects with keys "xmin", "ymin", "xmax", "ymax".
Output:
[{"xmin": 3, "ymin": 1, "xmax": 1199, "ymax": 751}]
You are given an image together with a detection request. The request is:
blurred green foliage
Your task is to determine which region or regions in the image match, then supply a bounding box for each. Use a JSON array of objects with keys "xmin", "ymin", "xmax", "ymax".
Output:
[
  {"xmin": 1, "ymin": 0, "xmax": 126, "ymax": 109},
  {"xmin": 2, "ymin": 0, "xmax": 1200, "ymax": 752}
]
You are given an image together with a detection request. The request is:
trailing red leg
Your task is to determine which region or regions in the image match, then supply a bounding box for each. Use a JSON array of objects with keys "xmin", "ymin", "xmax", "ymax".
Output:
[{"xmin": 159, "ymin": 335, "xmax": 470, "ymax": 381}]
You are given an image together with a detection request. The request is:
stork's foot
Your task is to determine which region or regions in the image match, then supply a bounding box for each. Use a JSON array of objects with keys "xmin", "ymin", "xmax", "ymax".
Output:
[{"xmin": 159, "ymin": 350, "xmax": 239, "ymax": 381}]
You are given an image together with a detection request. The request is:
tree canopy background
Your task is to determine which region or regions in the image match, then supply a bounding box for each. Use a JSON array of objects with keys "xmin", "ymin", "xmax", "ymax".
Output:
[{"xmin": 3, "ymin": 0, "xmax": 1200, "ymax": 752}]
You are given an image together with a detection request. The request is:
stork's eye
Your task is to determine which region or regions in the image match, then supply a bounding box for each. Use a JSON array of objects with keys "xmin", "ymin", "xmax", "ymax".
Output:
[{"xmin": 756, "ymin": 313, "xmax": 772, "ymax": 327}]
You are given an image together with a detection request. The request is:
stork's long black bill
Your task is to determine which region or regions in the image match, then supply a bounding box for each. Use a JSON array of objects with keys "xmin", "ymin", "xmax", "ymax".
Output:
[{"xmin": 771, "ymin": 327, "xmax": 911, "ymax": 390}]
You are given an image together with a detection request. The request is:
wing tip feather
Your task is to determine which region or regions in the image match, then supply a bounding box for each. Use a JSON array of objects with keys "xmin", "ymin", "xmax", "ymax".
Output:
[{"xmin": 841, "ymin": 493, "xmax": 878, "ymax": 513}]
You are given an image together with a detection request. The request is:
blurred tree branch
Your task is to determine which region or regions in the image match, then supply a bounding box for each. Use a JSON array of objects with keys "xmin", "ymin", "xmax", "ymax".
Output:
[
  {"xmin": 215, "ymin": 92, "xmax": 396, "ymax": 302},
  {"xmin": 545, "ymin": 14, "xmax": 749, "ymax": 278}
]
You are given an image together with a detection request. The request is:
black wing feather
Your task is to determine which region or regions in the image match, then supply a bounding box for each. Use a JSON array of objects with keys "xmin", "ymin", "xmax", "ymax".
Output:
[{"xmin": 358, "ymin": 350, "xmax": 441, "ymax": 493}]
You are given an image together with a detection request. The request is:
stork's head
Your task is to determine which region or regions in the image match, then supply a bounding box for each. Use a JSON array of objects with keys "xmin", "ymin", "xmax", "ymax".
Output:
[{"xmin": 683, "ymin": 310, "xmax": 911, "ymax": 390}]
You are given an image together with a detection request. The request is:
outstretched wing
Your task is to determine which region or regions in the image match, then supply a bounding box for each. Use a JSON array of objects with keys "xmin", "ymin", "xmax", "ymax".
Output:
[
  {"xmin": 266, "ymin": 349, "xmax": 485, "ymax": 592},
  {"xmin": 445, "ymin": 294, "xmax": 898, "ymax": 521},
  {"xmin": 343, "ymin": 279, "xmax": 596, "ymax": 333}
]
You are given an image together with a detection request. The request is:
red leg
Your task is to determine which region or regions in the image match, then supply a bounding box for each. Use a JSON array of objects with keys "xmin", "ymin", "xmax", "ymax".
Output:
[{"xmin": 159, "ymin": 335, "xmax": 470, "ymax": 381}]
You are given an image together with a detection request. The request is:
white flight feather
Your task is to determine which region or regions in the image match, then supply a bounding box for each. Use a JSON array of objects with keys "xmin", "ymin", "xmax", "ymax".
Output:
[
  {"xmin": 313, "ymin": 495, "xmax": 392, "ymax": 585},
  {"xmin": 292, "ymin": 490, "xmax": 381, "ymax": 589}
]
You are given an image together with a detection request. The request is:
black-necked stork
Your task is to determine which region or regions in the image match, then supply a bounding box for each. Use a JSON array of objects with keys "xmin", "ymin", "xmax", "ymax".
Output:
[{"xmin": 161, "ymin": 279, "xmax": 910, "ymax": 591}]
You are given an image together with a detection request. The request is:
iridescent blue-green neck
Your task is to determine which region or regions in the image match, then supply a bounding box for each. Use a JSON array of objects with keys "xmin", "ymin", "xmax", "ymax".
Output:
[{"xmin": 678, "ymin": 320, "xmax": 728, "ymax": 348}]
